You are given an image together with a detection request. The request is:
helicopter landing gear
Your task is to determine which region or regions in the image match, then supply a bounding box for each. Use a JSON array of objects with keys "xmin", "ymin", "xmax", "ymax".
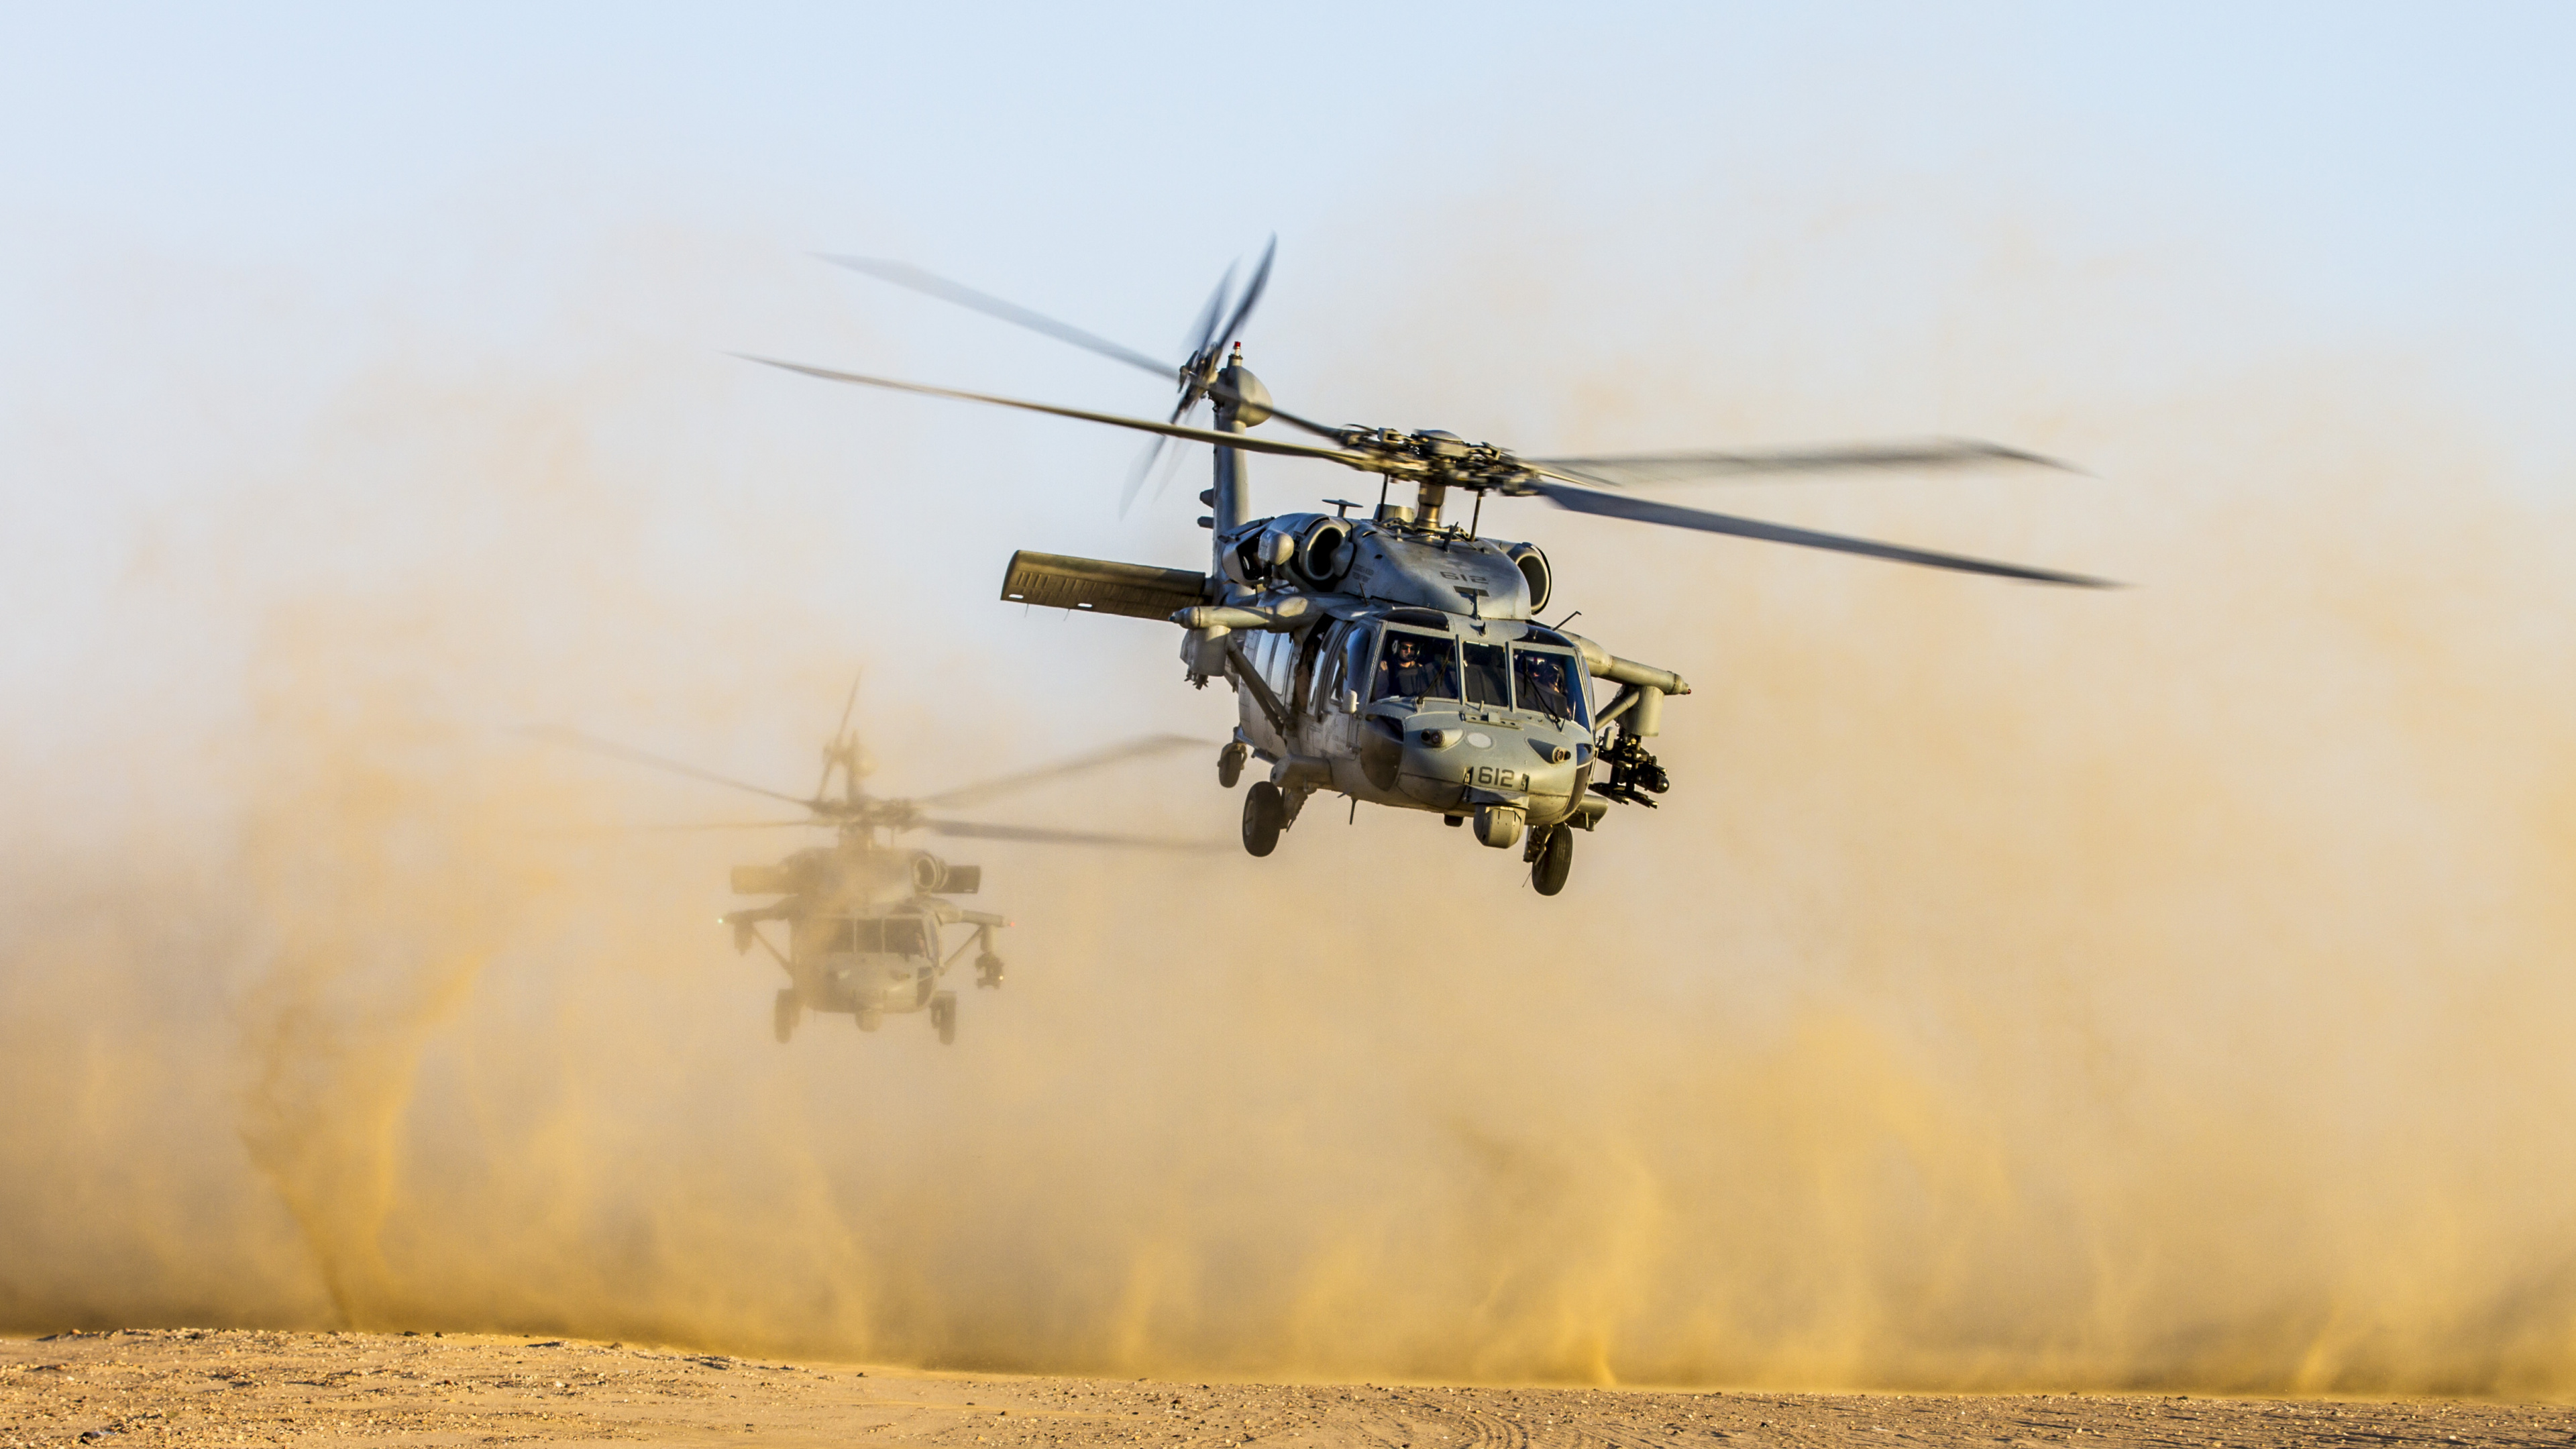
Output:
[
  {"xmin": 1529, "ymin": 826, "xmax": 1574, "ymax": 896},
  {"xmin": 930, "ymin": 991, "xmax": 958, "ymax": 1046},
  {"xmin": 1242, "ymin": 780, "xmax": 1285, "ymax": 857},
  {"xmin": 855, "ymin": 1005, "xmax": 883, "ymax": 1032},
  {"xmin": 1218, "ymin": 740, "xmax": 1249, "ymax": 789},
  {"xmin": 976, "ymin": 953, "xmax": 1005, "ymax": 989},
  {"xmin": 773, "ymin": 989, "xmax": 800, "ymax": 1044}
]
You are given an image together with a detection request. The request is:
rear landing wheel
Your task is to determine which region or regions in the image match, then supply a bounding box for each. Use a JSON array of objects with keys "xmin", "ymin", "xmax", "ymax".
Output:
[
  {"xmin": 1532, "ymin": 827, "xmax": 1574, "ymax": 896},
  {"xmin": 930, "ymin": 991, "xmax": 958, "ymax": 1046},
  {"xmin": 773, "ymin": 989, "xmax": 800, "ymax": 1044},
  {"xmin": 1242, "ymin": 780, "xmax": 1285, "ymax": 857}
]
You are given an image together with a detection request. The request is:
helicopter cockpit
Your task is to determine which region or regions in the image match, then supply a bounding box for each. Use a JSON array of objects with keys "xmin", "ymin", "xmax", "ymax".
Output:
[
  {"xmin": 826, "ymin": 915, "xmax": 931, "ymax": 959},
  {"xmin": 1363, "ymin": 622, "xmax": 1591, "ymax": 728}
]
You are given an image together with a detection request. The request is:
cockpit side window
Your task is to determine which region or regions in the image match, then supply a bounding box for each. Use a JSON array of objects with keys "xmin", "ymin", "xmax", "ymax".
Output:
[
  {"xmin": 1372, "ymin": 628, "xmax": 1460, "ymax": 702},
  {"xmin": 1462, "ymin": 642, "xmax": 1510, "ymax": 708},
  {"xmin": 1511, "ymin": 647, "xmax": 1587, "ymax": 725},
  {"xmin": 1343, "ymin": 625, "xmax": 1376, "ymax": 708}
]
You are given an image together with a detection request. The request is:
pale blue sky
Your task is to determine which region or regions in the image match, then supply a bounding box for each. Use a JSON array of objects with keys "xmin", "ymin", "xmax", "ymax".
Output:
[{"xmin": 6, "ymin": 2, "xmax": 2574, "ymax": 773}]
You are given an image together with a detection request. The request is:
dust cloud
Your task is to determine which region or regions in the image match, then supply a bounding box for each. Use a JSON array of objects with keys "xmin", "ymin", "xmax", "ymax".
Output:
[{"xmin": 3, "ymin": 215, "xmax": 2575, "ymax": 1401}]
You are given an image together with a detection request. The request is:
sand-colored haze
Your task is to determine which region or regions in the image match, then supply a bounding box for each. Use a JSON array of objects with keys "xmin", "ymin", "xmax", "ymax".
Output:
[{"xmin": 3, "ymin": 215, "xmax": 2575, "ymax": 1401}]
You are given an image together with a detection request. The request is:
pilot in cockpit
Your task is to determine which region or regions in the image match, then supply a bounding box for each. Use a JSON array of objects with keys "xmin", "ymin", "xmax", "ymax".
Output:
[{"xmin": 1373, "ymin": 631, "xmax": 1459, "ymax": 702}]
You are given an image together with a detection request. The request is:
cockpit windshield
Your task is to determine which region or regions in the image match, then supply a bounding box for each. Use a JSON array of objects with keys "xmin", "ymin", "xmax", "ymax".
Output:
[
  {"xmin": 1462, "ymin": 642, "xmax": 1510, "ymax": 707},
  {"xmin": 836, "ymin": 917, "xmax": 927, "ymax": 957},
  {"xmin": 1511, "ymin": 647, "xmax": 1587, "ymax": 724},
  {"xmin": 1373, "ymin": 629, "xmax": 1460, "ymax": 702}
]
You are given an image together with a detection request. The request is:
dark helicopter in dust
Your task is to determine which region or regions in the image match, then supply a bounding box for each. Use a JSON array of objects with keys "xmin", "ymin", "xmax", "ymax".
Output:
[
  {"xmin": 533, "ymin": 687, "xmax": 1206, "ymax": 1044},
  {"xmin": 745, "ymin": 241, "xmax": 2112, "ymax": 897}
]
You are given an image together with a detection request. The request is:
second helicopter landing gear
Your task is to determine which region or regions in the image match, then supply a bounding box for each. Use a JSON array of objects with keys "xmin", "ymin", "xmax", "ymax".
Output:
[
  {"xmin": 1527, "ymin": 825, "xmax": 1574, "ymax": 896},
  {"xmin": 855, "ymin": 1005, "xmax": 883, "ymax": 1033},
  {"xmin": 1218, "ymin": 740, "xmax": 1249, "ymax": 789},
  {"xmin": 773, "ymin": 989, "xmax": 800, "ymax": 1044},
  {"xmin": 929, "ymin": 990, "xmax": 958, "ymax": 1046},
  {"xmin": 1242, "ymin": 780, "xmax": 1286, "ymax": 857},
  {"xmin": 975, "ymin": 953, "xmax": 1005, "ymax": 989}
]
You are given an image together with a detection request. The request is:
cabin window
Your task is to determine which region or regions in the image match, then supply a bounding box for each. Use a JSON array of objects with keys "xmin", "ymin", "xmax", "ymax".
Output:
[
  {"xmin": 1372, "ymin": 628, "xmax": 1459, "ymax": 702},
  {"xmin": 1511, "ymin": 647, "xmax": 1587, "ymax": 724},
  {"xmin": 1462, "ymin": 642, "xmax": 1511, "ymax": 708}
]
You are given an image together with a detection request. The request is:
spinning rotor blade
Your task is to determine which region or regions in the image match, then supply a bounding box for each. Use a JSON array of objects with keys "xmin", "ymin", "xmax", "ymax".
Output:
[
  {"xmin": 739, "ymin": 357, "xmax": 1376, "ymax": 466},
  {"xmin": 523, "ymin": 726, "xmax": 818, "ymax": 809},
  {"xmin": 922, "ymin": 818, "xmax": 1216, "ymax": 851},
  {"xmin": 914, "ymin": 733, "xmax": 1212, "ymax": 810},
  {"xmin": 1210, "ymin": 235, "xmax": 1275, "ymax": 358},
  {"xmin": 1523, "ymin": 475, "xmax": 2114, "ymax": 587},
  {"xmin": 1531, "ymin": 440, "xmax": 2079, "ymax": 488},
  {"xmin": 820, "ymin": 256, "xmax": 1173, "ymax": 378},
  {"xmin": 1183, "ymin": 262, "xmax": 1236, "ymax": 363},
  {"xmin": 616, "ymin": 819, "xmax": 822, "ymax": 832},
  {"xmin": 816, "ymin": 672, "xmax": 863, "ymax": 799}
]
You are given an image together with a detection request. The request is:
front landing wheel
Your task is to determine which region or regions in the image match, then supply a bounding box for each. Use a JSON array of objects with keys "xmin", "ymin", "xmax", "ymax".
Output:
[
  {"xmin": 773, "ymin": 989, "xmax": 800, "ymax": 1044},
  {"xmin": 1242, "ymin": 780, "xmax": 1285, "ymax": 857},
  {"xmin": 1532, "ymin": 827, "xmax": 1574, "ymax": 896}
]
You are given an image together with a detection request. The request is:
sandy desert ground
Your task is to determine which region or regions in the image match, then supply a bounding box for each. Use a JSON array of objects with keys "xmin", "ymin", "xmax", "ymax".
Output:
[{"xmin": 5, "ymin": 1330, "xmax": 2570, "ymax": 1449}]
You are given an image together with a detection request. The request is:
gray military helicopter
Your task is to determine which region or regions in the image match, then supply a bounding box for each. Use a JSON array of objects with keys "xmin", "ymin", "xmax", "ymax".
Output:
[
  {"xmin": 533, "ymin": 688, "xmax": 1205, "ymax": 1043},
  {"xmin": 749, "ymin": 242, "xmax": 2109, "ymax": 896}
]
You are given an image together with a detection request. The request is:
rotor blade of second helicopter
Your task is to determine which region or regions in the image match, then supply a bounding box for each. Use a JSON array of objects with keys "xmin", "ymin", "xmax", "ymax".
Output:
[
  {"xmin": 522, "ymin": 725, "xmax": 818, "ymax": 808},
  {"xmin": 915, "ymin": 733, "xmax": 1213, "ymax": 810},
  {"xmin": 1529, "ymin": 440, "xmax": 2081, "ymax": 487},
  {"xmin": 922, "ymin": 818, "xmax": 1216, "ymax": 851},
  {"xmin": 739, "ymin": 357, "xmax": 1378, "ymax": 466},
  {"xmin": 819, "ymin": 256, "xmax": 1176, "ymax": 378},
  {"xmin": 1523, "ymin": 474, "xmax": 2117, "ymax": 587}
]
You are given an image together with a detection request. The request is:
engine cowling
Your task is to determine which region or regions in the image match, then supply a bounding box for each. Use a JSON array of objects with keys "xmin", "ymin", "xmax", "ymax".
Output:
[
  {"xmin": 1505, "ymin": 542, "xmax": 1551, "ymax": 614},
  {"xmin": 910, "ymin": 855, "xmax": 980, "ymax": 894}
]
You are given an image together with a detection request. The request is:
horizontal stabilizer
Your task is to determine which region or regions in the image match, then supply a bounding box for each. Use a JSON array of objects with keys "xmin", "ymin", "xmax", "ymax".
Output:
[{"xmin": 1000, "ymin": 550, "xmax": 1210, "ymax": 621}]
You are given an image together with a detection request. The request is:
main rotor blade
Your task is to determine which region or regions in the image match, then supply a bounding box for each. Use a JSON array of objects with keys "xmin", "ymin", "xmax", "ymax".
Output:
[
  {"xmin": 616, "ymin": 819, "xmax": 823, "ymax": 832},
  {"xmin": 820, "ymin": 256, "xmax": 1174, "ymax": 378},
  {"xmin": 1530, "ymin": 440, "xmax": 2079, "ymax": 488},
  {"xmin": 922, "ymin": 818, "xmax": 1218, "ymax": 851},
  {"xmin": 523, "ymin": 725, "xmax": 819, "ymax": 808},
  {"xmin": 915, "ymin": 733, "xmax": 1213, "ymax": 810},
  {"xmin": 1211, "ymin": 235, "xmax": 1276, "ymax": 354},
  {"xmin": 1524, "ymin": 474, "xmax": 2115, "ymax": 587},
  {"xmin": 739, "ymin": 356, "xmax": 1377, "ymax": 467}
]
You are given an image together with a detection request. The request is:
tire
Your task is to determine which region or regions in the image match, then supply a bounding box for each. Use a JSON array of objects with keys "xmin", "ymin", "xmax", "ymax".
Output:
[
  {"xmin": 773, "ymin": 989, "xmax": 800, "ymax": 1044},
  {"xmin": 1532, "ymin": 826, "xmax": 1574, "ymax": 896},
  {"xmin": 1242, "ymin": 780, "xmax": 1285, "ymax": 857},
  {"xmin": 1218, "ymin": 743, "xmax": 1246, "ymax": 789},
  {"xmin": 930, "ymin": 991, "xmax": 958, "ymax": 1046},
  {"xmin": 855, "ymin": 1006, "xmax": 882, "ymax": 1033}
]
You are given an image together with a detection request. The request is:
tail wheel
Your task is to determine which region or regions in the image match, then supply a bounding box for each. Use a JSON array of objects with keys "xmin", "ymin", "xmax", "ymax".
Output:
[
  {"xmin": 930, "ymin": 991, "xmax": 958, "ymax": 1046},
  {"xmin": 773, "ymin": 989, "xmax": 800, "ymax": 1044},
  {"xmin": 1242, "ymin": 780, "xmax": 1285, "ymax": 857},
  {"xmin": 1532, "ymin": 826, "xmax": 1574, "ymax": 896}
]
